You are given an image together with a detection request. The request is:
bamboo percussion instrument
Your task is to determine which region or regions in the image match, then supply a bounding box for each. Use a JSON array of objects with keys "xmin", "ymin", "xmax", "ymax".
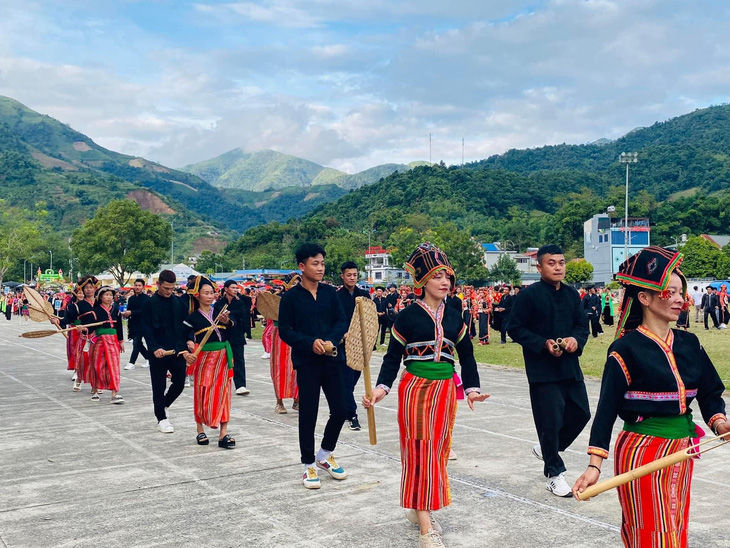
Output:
[
  {"xmin": 161, "ymin": 350, "xmax": 176, "ymax": 357},
  {"xmin": 23, "ymin": 285, "xmax": 67, "ymax": 339},
  {"xmin": 578, "ymin": 433, "xmax": 730, "ymax": 500},
  {"xmin": 190, "ymin": 305, "xmax": 229, "ymax": 359},
  {"xmin": 19, "ymin": 321, "xmax": 105, "ymax": 339},
  {"xmin": 344, "ymin": 297, "xmax": 379, "ymax": 445},
  {"xmin": 323, "ymin": 341, "xmax": 338, "ymax": 357},
  {"xmin": 552, "ymin": 338, "xmax": 568, "ymax": 352}
]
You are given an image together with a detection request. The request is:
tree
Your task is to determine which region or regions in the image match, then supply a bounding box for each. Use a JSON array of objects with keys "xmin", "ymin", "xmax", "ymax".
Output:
[
  {"xmin": 489, "ymin": 254, "xmax": 521, "ymax": 285},
  {"xmin": 324, "ymin": 231, "xmax": 367, "ymax": 281},
  {"xmin": 0, "ymin": 201, "xmax": 45, "ymax": 285},
  {"xmin": 433, "ymin": 222, "xmax": 490, "ymax": 283},
  {"xmin": 716, "ymin": 245, "xmax": 730, "ymax": 280},
  {"xmin": 565, "ymin": 259, "xmax": 594, "ymax": 284},
  {"xmin": 71, "ymin": 200, "xmax": 172, "ymax": 286},
  {"xmin": 679, "ymin": 236, "xmax": 722, "ymax": 278}
]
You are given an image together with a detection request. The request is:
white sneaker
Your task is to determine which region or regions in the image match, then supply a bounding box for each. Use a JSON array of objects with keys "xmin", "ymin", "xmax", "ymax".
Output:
[
  {"xmin": 157, "ymin": 419, "xmax": 174, "ymax": 433},
  {"xmin": 184, "ymin": 376, "xmax": 191, "ymax": 387},
  {"xmin": 71, "ymin": 372, "xmax": 78, "ymax": 381},
  {"xmin": 261, "ymin": 352, "xmax": 270, "ymax": 359},
  {"xmin": 418, "ymin": 528, "xmax": 445, "ymax": 547},
  {"xmin": 546, "ymin": 472, "xmax": 572, "ymax": 497},
  {"xmin": 532, "ymin": 444, "xmax": 543, "ymax": 460},
  {"xmin": 235, "ymin": 386, "xmax": 250, "ymax": 395},
  {"xmin": 302, "ymin": 466, "xmax": 321, "ymax": 489},
  {"xmin": 406, "ymin": 509, "xmax": 443, "ymax": 534},
  {"xmin": 124, "ymin": 363, "xmax": 136, "ymax": 370},
  {"xmin": 139, "ymin": 360, "xmax": 149, "ymax": 368}
]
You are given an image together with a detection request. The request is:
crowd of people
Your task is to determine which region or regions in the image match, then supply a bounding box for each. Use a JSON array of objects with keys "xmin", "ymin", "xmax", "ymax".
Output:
[{"xmin": 2, "ymin": 241, "xmax": 729, "ymax": 548}]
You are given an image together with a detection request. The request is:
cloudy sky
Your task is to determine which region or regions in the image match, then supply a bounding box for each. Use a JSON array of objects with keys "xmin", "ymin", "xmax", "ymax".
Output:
[{"xmin": 1, "ymin": 0, "xmax": 729, "ymax": 172}]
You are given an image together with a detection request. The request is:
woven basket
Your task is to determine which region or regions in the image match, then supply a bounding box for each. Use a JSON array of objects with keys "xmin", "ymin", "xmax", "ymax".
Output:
[
  {"xmin": 23, "ymin": 286, "xmax": 55, "ymax": 323},
  {"xmin": 345, "ymin": 297, "xmax": 379, "ymax": 371},
  {"xmin": 257, "ymin": 291, "xmax": 281, "ymax": 321}
]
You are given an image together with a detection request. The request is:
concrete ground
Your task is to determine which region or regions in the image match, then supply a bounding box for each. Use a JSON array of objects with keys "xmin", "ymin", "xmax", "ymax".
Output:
[{"xmin": 0, "ymin": 318, "xmax": 729, "ymax": 548}]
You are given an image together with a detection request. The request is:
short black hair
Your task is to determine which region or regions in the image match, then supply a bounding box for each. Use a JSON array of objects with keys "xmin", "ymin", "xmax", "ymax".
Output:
[
  {"xmin": 693, "ymin": 285, "xmax": 698, "ymax": 290},
  {"xmin": 295, "ymin": 243, "xmax": 326, "ymax": 266},
  {"xmin": 134, "ymin": 278, "xmax": 146, "ymax": 285},
  {"xmin": 340, "ymin": 261, "xmax": 358, "ymax": 273},
  {"xmin": 537, "ymin": 244, "xmax": 563, "ymax": 264},
  {"xmin": 159, "ymin": 270, "xmax": 176, "ymax": 284}
]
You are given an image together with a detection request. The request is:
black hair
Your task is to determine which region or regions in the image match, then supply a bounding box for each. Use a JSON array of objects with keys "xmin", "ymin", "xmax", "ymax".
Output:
[
  {"xmin": 158, "ymin": 270, "xmax": 177, "ymax": 284},
  {"xmin": 134, "ymin": 278, "xmax": 146, "ymax": 285},
  {"xmin": 537, "ymin": 244, "xmax": 564, "ymax": 264},
  {"xmin": 295, "ymin": 242, "xmax": 326, "ymax": 266},
  {"xmin": 693, "ymin": 285, "xmax": 698, "ymax": 290},
  {"xmin": 340, "ymin": 261, "xmax": 358, "ymax": 273}
]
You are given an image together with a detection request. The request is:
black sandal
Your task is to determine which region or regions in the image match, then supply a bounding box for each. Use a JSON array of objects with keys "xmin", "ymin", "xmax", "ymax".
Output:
[
  {"xmin": 196, "ymin": 432, "xmax": 209, "ymax": 445},
  {"xmin": 218, "ymin": 434, "xmax": 236, "ymax": 449}
]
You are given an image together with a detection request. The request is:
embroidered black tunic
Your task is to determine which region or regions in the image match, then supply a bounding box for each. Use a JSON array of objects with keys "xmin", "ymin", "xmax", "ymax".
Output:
[
  {"xmin": 376, "ymin": 300, "xmax": 480, "ymax": 391},
  {"xmin": 587, "ymin": 326, "xmax": 727, "ymax": 458},
  {"xmin": 184, "ymin": 310, "xmax": 230, "ymax": 344},
  {"xmin": 83, "ymin": 304, "xmax": 124, "ymax": 341}
]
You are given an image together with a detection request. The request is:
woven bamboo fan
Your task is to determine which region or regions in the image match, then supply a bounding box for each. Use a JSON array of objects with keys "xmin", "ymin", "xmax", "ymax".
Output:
[
  {"xmin": 28, "ymin": 301, "xmax": 54, "ymax": 323},
  {"xmin": 345, "ymin": 296, "xmax": 379, "ymax": 372},
  {"xmin": 257, "ymin": 291, "xmax": 281, "ymax": 321}
]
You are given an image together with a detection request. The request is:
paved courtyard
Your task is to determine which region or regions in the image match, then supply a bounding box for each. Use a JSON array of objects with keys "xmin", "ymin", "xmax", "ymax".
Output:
[{"xmin": 0, "ymin": 318, "xmax": 728, "ymax": 547}]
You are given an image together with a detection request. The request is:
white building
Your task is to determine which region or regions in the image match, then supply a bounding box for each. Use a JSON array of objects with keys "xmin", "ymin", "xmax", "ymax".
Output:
[
  {"xmin": 364, "ymin": 246, "xmax": 410, "ymax": 285},
  {"xmin": 481, "ymin": 243, "xmax": 540, "ymax": 283}
]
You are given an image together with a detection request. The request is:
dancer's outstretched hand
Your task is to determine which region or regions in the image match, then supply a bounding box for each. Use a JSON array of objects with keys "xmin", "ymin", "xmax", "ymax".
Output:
[{"xmin": 466, "ymin": 391, "xmax": 490, "ymax": 410}]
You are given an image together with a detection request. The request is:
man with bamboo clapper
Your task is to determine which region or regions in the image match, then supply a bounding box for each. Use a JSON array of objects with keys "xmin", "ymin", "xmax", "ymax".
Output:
[
  {"xmin": 278, "ymin": 243, "xmax": 349, "ymax": 489},
  {"xmin": 141, "ymin": 270, "xmax": 196, "ymax": 434},
  {"xmin": 214, "ymin": 280, "xmax": 250, "ymax": 396},
  {"xmin": 507, "ymin": 244, "xmax": 590, "ymax": 497},
  {"xmin": 336, "ymin": 260, "xmax": 371, "ymax": 431}
]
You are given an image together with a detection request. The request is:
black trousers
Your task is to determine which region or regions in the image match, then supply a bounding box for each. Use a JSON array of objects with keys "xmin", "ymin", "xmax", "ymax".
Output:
[
  {"xmin": 378, "ymin": 317, "xmax": 389, "ymax": 345},
  {"xmin": 148, "ymin": 355, "xmax": 186, "ymax": 422},
  {"xmin": 588, "ymin": 314, "xmax": 602, "ymax": 337},
  {"xmin": 529, "ymin": 380, "xmax": 591, "ymax": 477},
  {"xmin": 340, "ymin": 361, "xmax": 361, "ymax": 419},
  {"xmin": 705, "ymin": 309, "xmax": 719, "ymax": 329},
  {"xmin": 129, "ymin": 332, "xmax": 149, "ymax": 364},
  {"xmin": 231, "ymin": 342, "xmax": 246, "ymax": 389},
  {"xmin": 296, "ymin": 362, "xmax": 348, "ymax": 464}
]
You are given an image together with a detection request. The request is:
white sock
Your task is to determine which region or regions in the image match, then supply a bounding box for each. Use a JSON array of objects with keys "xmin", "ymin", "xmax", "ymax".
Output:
[
  {"xmin": 304, "ymin": 462, "xmax": 316, "ymax": 471},
  {"xmin": 316, "ymin": 448, "xmax": 331, "ymax": 462}
]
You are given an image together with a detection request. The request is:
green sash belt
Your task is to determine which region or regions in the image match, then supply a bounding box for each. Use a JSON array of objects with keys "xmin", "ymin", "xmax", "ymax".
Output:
[
  {"xmin": 73, "ymin": 320, "xmax": 81, "ymax": 325},
  {"xmin": 406, "ymin": 361, "xmax": 454, "ymax": 380},
  {"xmin": 96, "ymin": 328, "xmax": 117, "ymax": 336},
  {"xmin": 201, "ymin": 341, "xmax": 233, "ymax": 370},
  {"xmin": 623, "ymin": 413, "xmax": 697, "ymax": 439}
]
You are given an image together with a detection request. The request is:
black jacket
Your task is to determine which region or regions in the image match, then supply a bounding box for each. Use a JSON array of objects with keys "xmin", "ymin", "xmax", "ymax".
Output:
[
  {"xmin": 336, "ymin": 285, "xmax": 372, "ymax": 324},
  {"xmin": 278, "ymin": 283, "xmax": 348, "ymax": 368},
  {"xmin": 141, "ymin": 292, "xmax": 190, "ymax": 354},
  {"xmin": 213, "ymin": 294, "xmax": 247, "ymax": 345},
  {"xmin": 507, "ymin": 279, "xmax": 589, "ymax": 383},
  {"xmin": 126, "ymin": 292, "xmax": 150, "ymax": 337}
]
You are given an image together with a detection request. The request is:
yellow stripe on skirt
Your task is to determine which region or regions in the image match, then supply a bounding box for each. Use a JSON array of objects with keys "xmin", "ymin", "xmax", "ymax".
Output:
[{"xmin": 398, "ymin": 370, "xmax": 456, "ymax": 511}]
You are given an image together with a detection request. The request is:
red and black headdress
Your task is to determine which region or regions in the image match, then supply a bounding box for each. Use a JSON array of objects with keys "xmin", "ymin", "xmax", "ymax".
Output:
[
  {"xmin": 614, "ymin": 246, "xmax": 687, "ymax": 339},
  {"xmin": 77, "ymin": 275, "xmax": 100, "ymax": 291},
  {"xmin": 404, "ymin": 243, "xmax": 455, "ymax": 296}
]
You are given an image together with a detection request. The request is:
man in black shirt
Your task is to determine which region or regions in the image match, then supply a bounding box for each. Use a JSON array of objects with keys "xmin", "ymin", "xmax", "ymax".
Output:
[
  {"xmin": 278, "ymin": 243, "xmax": 349, "ymax": 490},
  {"xmin": 582, "ymin": 285, "xmax": 603, "ymax": 338},
  {"xmin": 508, "ymin": 245, "xmax": 590, "ymax": 498},
  {"xmin": 493, "ymin": 286, "xmax": 512, "ymax": 344},
  {"xmin": 373, "ymin": 286, "xmax": 388, "ymax": 346},
  {"xmin": 336, "ymin": 261, "xmax": 371, "ymax": 431},
  {"xmin": 122, "ymin": 278, "xmax": 150, "ymax": 370},
  {"xmin": 214, "ymin": 280, "xmax": 250, "ymax": 395},
  {"xmin": 141, "ymin": 270, "xmax": 195, "ymax": 434}
]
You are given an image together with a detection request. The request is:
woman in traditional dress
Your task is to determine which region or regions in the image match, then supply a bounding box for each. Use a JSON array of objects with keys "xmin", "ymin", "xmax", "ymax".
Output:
[
  {"xmin": 572, "ymin": 246, "xmax": 729, "ymax": 547},
  {"xmin": 363, "ymin": 243, "xmax": 490, "ymax": 548},
  {"xmin": 676, "ymin": 294, "xmax": 691, "ymax": 330},
  {"xmin": 601, "ymin": 288, "xmax": 615, "ymax": 326},
  {"xmin": 269, "ymin": 276, "xmax": 300, "ymax": 414},
  {"xmin": 57, "ymin": 288, "xmax": 85, "ymax": 378},
  {"xmin": 478, "ymin": 299, "xmax": 491, "ymax": 345},
  {"xmin": 184, "ymin": 276, "xmax": 236, "ymax": 448},
  {"xmin": 84, "ymin": 286, "xmax": 125, "ymax": 403}
]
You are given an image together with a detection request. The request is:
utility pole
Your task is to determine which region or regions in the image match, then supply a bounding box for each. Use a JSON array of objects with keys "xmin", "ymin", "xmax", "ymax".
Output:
[
  {"xmin": 462, "ymin": 138, "xmax": 465, "ymax": 167},
  {"xmin": 618, "ymin": 152, "xmax": 638, "ymax": 262},
  {"xmin": 429, "ymin": 133, "xmax": 432, "ymax": 164}
]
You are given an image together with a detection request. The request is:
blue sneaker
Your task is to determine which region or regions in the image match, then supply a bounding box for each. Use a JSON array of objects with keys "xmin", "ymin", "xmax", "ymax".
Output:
[
  {"xmin": 316, "ymin": 455, "xmax": 347, "ymax": 480},
  {"xmin": 302, "ymin": 466, "xmax": 321, "ymax": 489}
]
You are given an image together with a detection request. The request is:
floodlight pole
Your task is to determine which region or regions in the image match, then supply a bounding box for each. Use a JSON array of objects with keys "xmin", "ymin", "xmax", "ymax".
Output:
[{"xmin": 618, "ymin": 152, "xmax": 638, "ymax": 262}]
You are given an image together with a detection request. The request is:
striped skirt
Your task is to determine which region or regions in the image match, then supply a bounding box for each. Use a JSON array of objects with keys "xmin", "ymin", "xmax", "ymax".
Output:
[
  {"xmin": 398, "ymin": 371, "xmax": 457, "ymax": 511},
  {"xmin": 270, "ymin": 327, "xmax": 298, "ymax": 400},
  {"xmin": 88, "ymin": 335, "xmax": 121, "ymax": 391},
  {"xmin": 65, "ymin": 328, "xmax": 80, "ymax": 371},
  {"xmin": 262, "ymin": 320, "xmax": 274, "ymax": 353},
  {"xmin": 192, "ymin": 349, "xmax": 232, "ymax": 428},
  {"xmin": 74, "ymin": 335, "xmax": 90, "ymax": 382},
  {"xmin": 614, "ymin": 430, "xmax": 693, "ymax": 548}
]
